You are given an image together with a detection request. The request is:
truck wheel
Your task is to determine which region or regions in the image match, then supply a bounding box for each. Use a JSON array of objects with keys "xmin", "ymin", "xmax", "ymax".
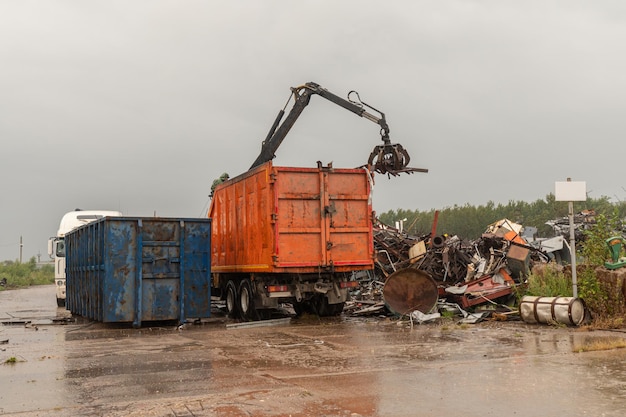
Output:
[
  {"xmin": 225, "ymin": 280, "xmax": 239, "ymax": 319},
  {"xmin": 314, "ymin": 295, "xmax": 344, "ymax": 317},
  {"xmin": 56, "ymin": 297, "xmax": 65, "ymax": 308},
  {"xmin": 313, "ymin": 295, "xmax": 329, "ymax": 316},
  {"xmin": 292, "ymin": 301, "xmax": 306, "ymax": 317},
  {"xmin": 329, "ymin": 302, "xmax": 345, "ymax": 316},
  {"xmin": 238, "ymin": 279, "xmax": 259, "ymax": 321}
]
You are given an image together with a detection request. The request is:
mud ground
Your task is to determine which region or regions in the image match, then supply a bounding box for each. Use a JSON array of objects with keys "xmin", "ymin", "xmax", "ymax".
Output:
[{"xmin": 2, "ymin": 285, "xmax": 626, "ymax": 417}]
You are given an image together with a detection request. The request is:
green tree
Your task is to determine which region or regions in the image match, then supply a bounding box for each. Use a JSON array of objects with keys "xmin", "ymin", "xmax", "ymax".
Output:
[{"xmin": 378, "ymin": 194, "xmax": 623, "ymax": 240}]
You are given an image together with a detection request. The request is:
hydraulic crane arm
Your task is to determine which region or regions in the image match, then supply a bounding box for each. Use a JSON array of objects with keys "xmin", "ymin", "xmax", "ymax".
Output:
[{"xmin": 250, "ymin": 82, "xmax": 427, "ymax": 176}]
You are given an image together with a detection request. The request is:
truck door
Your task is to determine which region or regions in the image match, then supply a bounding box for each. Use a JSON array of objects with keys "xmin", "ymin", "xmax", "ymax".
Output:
[{"xmin": 273, "ymin": 165, "xmax": 373, "ymax": 270}]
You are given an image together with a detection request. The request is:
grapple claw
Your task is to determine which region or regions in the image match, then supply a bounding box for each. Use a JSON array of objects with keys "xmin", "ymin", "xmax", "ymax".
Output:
[{"xmin": 368, "ymin": 143, "xmax": 428, "ymax": 176}]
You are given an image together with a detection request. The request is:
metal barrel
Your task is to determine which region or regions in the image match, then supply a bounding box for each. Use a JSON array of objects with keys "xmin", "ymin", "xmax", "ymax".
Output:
[
  {"xmin": 431, "ymin": 235, "xmax": 445, "ymax": 248},
  {"xmin": 383, "ymin": 268, "xmax": 439, "ymax": 316},
  {"xmin": 519, "ymin": 296, "xmax": 586, "ymax": 326}
]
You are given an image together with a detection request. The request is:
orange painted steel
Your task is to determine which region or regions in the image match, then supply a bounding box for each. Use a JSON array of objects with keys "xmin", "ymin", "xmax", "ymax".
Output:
[{"xmin": 209, "ymin": 162, "xmax": 374, "ymax": 275}]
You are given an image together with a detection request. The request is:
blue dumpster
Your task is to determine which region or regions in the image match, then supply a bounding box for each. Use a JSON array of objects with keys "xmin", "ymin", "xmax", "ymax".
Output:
[{"xmin": 65, "ymin": 217, "xmax": 211, "ymax": 327}]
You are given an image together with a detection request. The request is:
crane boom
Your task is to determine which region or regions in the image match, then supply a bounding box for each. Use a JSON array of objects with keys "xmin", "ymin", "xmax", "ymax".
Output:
[{"xmin": 250, "ymin": 82, "xmax": 427, "ymax": 176}]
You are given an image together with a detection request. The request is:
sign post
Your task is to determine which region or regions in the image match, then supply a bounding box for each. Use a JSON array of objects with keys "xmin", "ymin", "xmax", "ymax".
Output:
[{"xmin": 554, "ymin": 178, "xmax": 587, "ymax": 298}]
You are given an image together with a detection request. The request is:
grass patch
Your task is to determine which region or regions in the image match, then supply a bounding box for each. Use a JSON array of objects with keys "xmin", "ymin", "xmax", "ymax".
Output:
[
  {"xmin": 0, "ymin": 258, "xmax": 54, "ymax": 290},
  {"xmin": 525, "ymin": 266, "xmax": 572, "ymax": 297},
  {"xmin": 574, "ymin": 337, "xmax": 626, "ymax": 353}
]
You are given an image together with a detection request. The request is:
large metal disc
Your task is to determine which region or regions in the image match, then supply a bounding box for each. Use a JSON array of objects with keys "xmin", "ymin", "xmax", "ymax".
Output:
[{"xmin": 383, "ymin": 268, "xmax": 439, "ymax": 316}]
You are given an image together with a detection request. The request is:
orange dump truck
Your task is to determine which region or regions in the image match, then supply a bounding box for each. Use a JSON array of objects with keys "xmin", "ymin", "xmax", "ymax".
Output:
[{"xmin": 208, "ymin": 161, "xmax": 374, "ymax": 320}]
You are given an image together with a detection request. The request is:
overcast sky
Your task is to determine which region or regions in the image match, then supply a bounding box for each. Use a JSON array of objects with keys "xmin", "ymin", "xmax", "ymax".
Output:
[{"xmin": 1, "ymin": 1, "xmax": 626, "ymax": 262}]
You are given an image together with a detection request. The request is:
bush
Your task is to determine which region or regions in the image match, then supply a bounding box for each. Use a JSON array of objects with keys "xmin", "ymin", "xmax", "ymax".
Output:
[
  {"xmin": 578, "ymin": 266, "xmax": 626, "ymax": 321},
  {"xmin": 525, "ymin": 264, "xmax": 572, "ymax": 297},
  {"xmin": 580, "ymin": 211, "xmax": 622, "ymax": 266},
  {"xmin": 575, "ymin": 212, "xmax": 626, "ymax": 326},
  {"xmin": 0, "ymin": 257, "xmax": 54, "ymax": 290}
]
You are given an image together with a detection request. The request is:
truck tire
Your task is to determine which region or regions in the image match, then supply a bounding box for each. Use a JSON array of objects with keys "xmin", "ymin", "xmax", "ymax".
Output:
[
  {"xmin": 238, "ymin": 279, "xmax": 259, "ymax": 321},
  {"xmin": 292, "ymin": 301, "xmax": 306, "ymax": 317},
  {"xmin": 225, "ymin": 280, "xmax": 239, "ymax": 319},
  {"xmin": 56, "ymin": 297, "xmax": 65, "ymax": 308},
  {"xmin": 329, "ymin": 302, "xmax": 345, "ymax": 316},
  {"xmin": 314, "ymin": 295, "xmax": 344, "ymax": 317}
]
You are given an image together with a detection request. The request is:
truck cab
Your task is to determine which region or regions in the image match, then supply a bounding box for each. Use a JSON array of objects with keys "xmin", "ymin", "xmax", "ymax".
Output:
[{"xmin": 48, "ymin": 209, "xmax": 122, "ymax": 307}]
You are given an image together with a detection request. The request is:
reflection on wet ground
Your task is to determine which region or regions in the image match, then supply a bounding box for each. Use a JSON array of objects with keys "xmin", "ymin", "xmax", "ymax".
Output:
[{"xmin": 2, "ymin": 285, "xmax": 626, "ymax": 416}]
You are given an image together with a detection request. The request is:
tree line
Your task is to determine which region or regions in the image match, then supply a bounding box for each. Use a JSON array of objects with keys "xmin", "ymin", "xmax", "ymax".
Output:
[{"xmin": 377, "ymin": 194, "xmax": 626, "ymax": 240}]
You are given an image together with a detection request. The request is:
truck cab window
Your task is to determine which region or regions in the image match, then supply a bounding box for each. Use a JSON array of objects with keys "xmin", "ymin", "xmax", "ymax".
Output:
[{"xmin": 56, "ymin": 240, "xmax": 65, "ymax": 257}]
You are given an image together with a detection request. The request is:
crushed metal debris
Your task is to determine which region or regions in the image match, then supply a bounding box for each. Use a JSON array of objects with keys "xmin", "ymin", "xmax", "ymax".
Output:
[{"xmin": 346, "ymin": 217, "xmax": 563, "ymax": 322}]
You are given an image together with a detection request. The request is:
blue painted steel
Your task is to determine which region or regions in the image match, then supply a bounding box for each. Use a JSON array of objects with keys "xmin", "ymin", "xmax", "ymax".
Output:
[{"xmin": 65, "ymin": 217, "xmax": 211, "ymax": 327}]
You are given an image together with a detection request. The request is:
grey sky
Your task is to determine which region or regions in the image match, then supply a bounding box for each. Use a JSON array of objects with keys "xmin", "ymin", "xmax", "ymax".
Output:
[{"xmin": 2, "ymin": 1, "xmax": 626, "ymax": 262}]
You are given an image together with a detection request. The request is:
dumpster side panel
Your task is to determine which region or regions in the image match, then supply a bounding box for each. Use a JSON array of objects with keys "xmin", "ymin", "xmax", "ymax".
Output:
[
  {"xmin": 209, "ymin": 164, "xmax": 274, "ymax": 273},
  {"xmin": 104, "ymin": 220, "xmax": 138, "ymax": 322},
  {"xmin": 179, "ymin": 220, "xmax": 212, "ymax": 318},
  {"xmin": 66, "ymin": 217, "xmax": 211, "ymax": 325}
]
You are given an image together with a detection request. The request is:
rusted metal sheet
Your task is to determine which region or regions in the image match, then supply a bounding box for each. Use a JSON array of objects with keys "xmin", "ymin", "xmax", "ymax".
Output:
[{"xmin": 445, "ymin": 269, "xmax": 515, "ymax": 309}]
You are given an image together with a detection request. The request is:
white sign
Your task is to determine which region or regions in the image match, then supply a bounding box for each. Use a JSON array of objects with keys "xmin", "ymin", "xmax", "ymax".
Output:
[{"xmin": 555, "ymin": 181, "xmax": 587, "ymax": 201}]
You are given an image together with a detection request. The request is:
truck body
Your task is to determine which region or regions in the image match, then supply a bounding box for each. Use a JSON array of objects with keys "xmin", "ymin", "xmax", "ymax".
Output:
[
  {"xmin": 64, "ymin": 216, "xmax": 212, "ymax": 327},
  {"xmin": 48, "ymin": 209, "xmax": 122, "ymax": 307},
  {"xmin": 209, "ymin": 161, "xmax": 374, "ymax": 320}
]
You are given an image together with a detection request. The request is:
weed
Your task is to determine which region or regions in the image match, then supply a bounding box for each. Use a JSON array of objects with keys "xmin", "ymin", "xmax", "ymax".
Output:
[
  {"xmin": 440, "ymin": 310, "xmax": 456, "ymax": 319},
  {"xmin": 4, "ymin": 356, "xmax": 17, "ymax": 364}
]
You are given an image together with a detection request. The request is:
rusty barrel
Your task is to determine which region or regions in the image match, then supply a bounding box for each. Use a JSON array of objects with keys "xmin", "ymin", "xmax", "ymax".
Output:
[
  {"xmin": 519, "ymin": 296, "xmax": 586, "ymax": 326},
  {"xmin": 383, "ymin": 268, "xmax": 439, "ymax": 316}
]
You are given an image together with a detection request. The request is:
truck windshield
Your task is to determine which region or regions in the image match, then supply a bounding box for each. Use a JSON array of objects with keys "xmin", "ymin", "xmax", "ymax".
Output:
[{"xmin": 56, "ymin": 239, "xmax": 65, "ymax": 257}]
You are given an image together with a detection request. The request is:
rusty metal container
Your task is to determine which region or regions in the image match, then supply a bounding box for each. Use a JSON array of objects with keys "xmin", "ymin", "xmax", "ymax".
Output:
[
  {"xmin": 65, "ymin": 217, "xmax": 211, "ymax": 327},
  {"xmin": 506, "ymin": 244, "xmax": 531, "ymax": 278},
  {"xmin": 519, "ymin": 296, "xmax": 586, "ymax": 326},
  {"xmin": 209, "ymin": 162, "xmax": 374, "ymax": 275}
]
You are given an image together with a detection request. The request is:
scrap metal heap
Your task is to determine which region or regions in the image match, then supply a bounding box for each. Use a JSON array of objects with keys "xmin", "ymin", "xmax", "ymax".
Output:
[
  {"xmin": 346, "ymin": 218, "xmax": 551, "ymax": 318},
  {"xmin": 545, "ymin": 209, "xmax": 598, "ymax": 242}
]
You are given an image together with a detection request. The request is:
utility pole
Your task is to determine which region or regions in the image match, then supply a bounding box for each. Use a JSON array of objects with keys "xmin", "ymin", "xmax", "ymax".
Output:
[{"xmin": 19, "ymin": 235, "xmax": 23, "ymax": 263}]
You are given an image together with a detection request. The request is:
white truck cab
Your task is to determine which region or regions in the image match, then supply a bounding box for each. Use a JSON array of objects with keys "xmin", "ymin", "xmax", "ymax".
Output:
[{"xmin": 48, "ymin": 209, "xmax": 122, "ymax": 307}]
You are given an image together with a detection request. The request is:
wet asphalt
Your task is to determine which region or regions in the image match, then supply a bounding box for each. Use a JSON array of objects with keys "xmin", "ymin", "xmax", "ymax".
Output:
[{"xmin": 2, "ymin": 285, "xmax": 626, "ymax": 416}]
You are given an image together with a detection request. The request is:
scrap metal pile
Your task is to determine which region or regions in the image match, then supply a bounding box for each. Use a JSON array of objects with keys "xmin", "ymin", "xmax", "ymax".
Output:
[
  {"xmin": 347, "ymin": 218, "xmax": 550, "ymax": 318},
  {"xmin": 545, "ymin": 209, "xmax": 597, "ymax": 241}
]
